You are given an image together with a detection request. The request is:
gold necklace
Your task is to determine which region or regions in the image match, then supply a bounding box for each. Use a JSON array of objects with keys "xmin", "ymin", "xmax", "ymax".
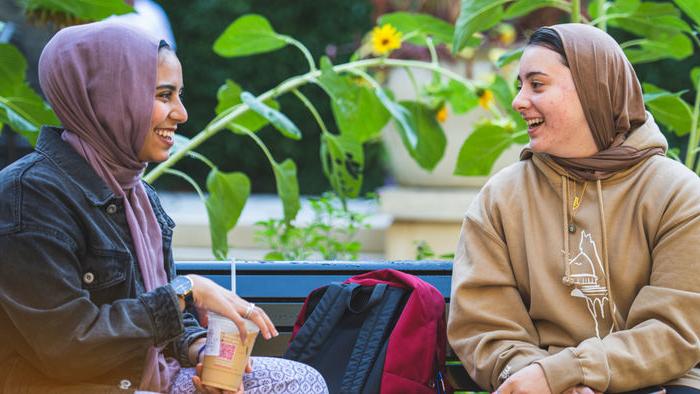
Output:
[{"xmin": 568, "ymin": 179, "xmax": 588, "ymax": 233}]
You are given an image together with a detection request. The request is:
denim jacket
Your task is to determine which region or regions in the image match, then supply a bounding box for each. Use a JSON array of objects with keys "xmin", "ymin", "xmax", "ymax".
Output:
[{"xmin": 0, "ymin": 127, "xmax": 206, "ymax": 392}]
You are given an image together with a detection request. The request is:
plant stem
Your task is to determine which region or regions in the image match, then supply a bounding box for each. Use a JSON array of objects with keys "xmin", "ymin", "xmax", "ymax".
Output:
[
  {"xmin": 189, "ymin": 150, "xmax": 217, "ymax": 170},
  {"xmin": 164, "ymin": 168, "xmax": 206, "ymax": 201},
  {"xmin": 291, "ymin": 88, "xmax": 329, "ymax": 135},
  {"xmin": 404, "ymin": 67, "xmax": 420, "ymax": 97},
  {"xmin": 426, "ymin": 36, "xmax": 438, "ymax": 66},
  {"xmin": 591, "ymin": 13, "xmax": 632, "ymax": 28},
  {"xmin": 281, "ymin": 35, "xmax": 317, "ymax": 72},
  {"xmin": 597, "ymin": 0, "xmax": 607, "ymax": 31},
  {"xmin": 144, "ymin": 57, "xmax": 478, "ymax": 183},
  {"xmin": 571, "ymin": 0, "xmax": 581, "ymax": 23},
  {"xmin": 619, "ymin": 38, "xmax": 648, "ymax": 49},
  {"xmin": 687, "ymin": 82, "xmax": 700, "ymax": 173},
  {"xmin": 235, "ymin": 124, "xmax": 276, "ymax": 166}
]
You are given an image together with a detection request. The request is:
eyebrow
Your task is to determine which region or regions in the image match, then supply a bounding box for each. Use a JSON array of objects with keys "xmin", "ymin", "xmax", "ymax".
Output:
[
  {"xmin": 517, "ymin": 71, "xmax": 549, "ymax": 82},
  {"xmin": 156, "ymin": 84, "xmax": 184, "ymax": 92}
]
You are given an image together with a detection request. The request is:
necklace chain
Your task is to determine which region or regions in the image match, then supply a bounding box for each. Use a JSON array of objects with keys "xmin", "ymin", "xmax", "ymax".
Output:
[{"xmin": 568, "ymin": 179, "xmax": 587, "ymax": 233}]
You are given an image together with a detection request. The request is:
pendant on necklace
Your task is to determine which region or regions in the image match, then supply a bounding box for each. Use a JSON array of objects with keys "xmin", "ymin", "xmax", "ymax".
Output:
[{"xmin": 568, "ymin": 223, "xmax": 576, "ymax": 233}]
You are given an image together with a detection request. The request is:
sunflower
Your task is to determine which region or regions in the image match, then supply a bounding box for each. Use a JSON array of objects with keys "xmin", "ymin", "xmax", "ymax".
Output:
[
  {"xmin": 478, "ymin": 89, "xmax": 494, "ymax": 109},
  {"xmin": 371, "ymin": 24, "xmax": 402, "ymax": 56},
  {"xmin": 436, "ymin": 106, "xmax": 448, "ymax": 123}
]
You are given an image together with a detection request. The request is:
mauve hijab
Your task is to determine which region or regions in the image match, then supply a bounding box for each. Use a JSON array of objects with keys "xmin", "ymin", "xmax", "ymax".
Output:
[
  {"xmin": 38, "ymin": 22, "xmax": 178, "ymax": 392},
  {"xmin": 521, "ymin": 23, "xmax": 664, "ymax": 180}
]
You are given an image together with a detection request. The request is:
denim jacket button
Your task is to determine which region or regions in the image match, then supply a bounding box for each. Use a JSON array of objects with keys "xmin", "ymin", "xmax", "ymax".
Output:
[
  {"xmin": 119, "ymin": 379, "xmax": 131, "ymax": 389},
  {"xmin": 106, "ymin": 204, "xmax": 117, "ymax": 214},
  {"xmin": 83, "ymin": 272, "xmax": 95, "ymax": 284}
]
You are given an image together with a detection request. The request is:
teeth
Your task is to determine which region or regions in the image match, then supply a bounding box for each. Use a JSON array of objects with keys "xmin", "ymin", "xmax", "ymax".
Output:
[
  {"xmin": 154, "ymin": 129, "xmax": 175, "ymax": 138},
  {"xmin": 526, "ymin": 118, "xmax": 544, "ymax": 126}
]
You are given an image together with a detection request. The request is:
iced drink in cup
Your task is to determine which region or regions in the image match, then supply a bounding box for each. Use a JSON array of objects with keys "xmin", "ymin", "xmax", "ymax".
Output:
[{"xmin": 201, "ymin": 312, "xmax": 259, "ymax": 391}]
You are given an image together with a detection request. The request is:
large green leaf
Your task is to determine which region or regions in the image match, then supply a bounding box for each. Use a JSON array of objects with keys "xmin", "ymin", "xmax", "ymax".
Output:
[
  {"xmin": 608, "ymin": 2, "xmax": 691, "ymax": 38},
  {"xmin": 453, "ymin": 0, "xmax": 509, "ymax": 53},
  {"xmin": 395, "ymin": 101, "xmax": 447, "ymax": 171},
  {"xmin": 320, "ymin": 133, "xmax": 364, "ymax": 199},
  {"xmin": 205, "ymin": 170, "xmax": 251, "ymax": 260},
  {"xmin": 624, "ymin": 34, "xmax": 693, "ymax": 64},
  {"xmin": 19, "ymin": 0, "xmax": 132, "ymax": 20},
  {"xmin": 0, "ymin": 44, "xmax": 59, "ymax": 146},
  {"xmin": 643, "ymin": 83, "xmax": 692, "ymax": 136},
  {"xmin": 316, "ymin": 58, "xmax": 390, "ymax": 142},
  {"xmin": 272, "ymin": 159, "xmax": 301, "ymax": 223},
  {"xmin": 241, "ymin": 91, "xmax": 301, "ymax": 140},
  {"xmin": 375, "ymin": 88, "xmax": 417, "ymax": 149},
  {"xmin": 213, "ymin": 14, "xmax": 288, "ymax": 58},
  {"xmin": 446, "ymin": 80, "xmax": 479, "ymax": 114},
  {"xmin": 454, "ymin": 122, "xmax": 518, "ymax": 175},
  {"xmin": 673, "ymin": 0, "xmax": 700, "ymax": 27},
  {"xmin": 504, "ymin": 0, "xmax": 563, "ymax": 19},
  {"xmin": 216, "ymin": 79, "xmax": 279, "ymax": 133},
  {"xmin": 378, "ymin": 12, "xmax": 455, "ymax": 46}
]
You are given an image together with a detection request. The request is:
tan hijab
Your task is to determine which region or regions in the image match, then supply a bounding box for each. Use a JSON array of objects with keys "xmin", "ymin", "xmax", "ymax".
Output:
[{"xmin": 520, "ymin": 23, "xmax": 664, "ymax": 180}]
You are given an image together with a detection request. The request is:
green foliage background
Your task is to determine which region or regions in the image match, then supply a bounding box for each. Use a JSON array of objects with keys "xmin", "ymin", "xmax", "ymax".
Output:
[{"xmin": 155, "ymin": 0, "xmax": 385, "ymax": 194}]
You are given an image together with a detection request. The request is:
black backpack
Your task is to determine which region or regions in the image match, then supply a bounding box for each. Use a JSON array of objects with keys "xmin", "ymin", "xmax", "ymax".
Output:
[{"xmin": 283, "ymin": 269, "xmax": 449, "ymax": 394}]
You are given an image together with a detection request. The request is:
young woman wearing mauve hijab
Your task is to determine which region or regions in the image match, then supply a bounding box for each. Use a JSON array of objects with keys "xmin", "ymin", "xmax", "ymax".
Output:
[
  {"xmin": 0, "ymin": 22, "xmax": 328, "ymax": 394},
  {"xmin": 448, "ymin": 24, "xmax": 700, "ymax": 394}
]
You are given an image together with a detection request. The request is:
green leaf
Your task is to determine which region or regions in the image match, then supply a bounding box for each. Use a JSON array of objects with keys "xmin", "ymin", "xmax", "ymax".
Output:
[
  {"xmin": 375, "ymin": 88, "xmax": 417, "ymax": 149},
  {"xmin": 395, "ymin": 101, "xmax": 447, "ymax": 171},
  {"xmin": 691, "ymin": 67, "xmax": 700, "ymax": 88},
  {"xmin": 504, "ymin": 0, "xmax": 563, "ymax": 19},
  {"xmin": 446, "ymin": 80, "xmax": 479, "ymax": 114},
  {"xmin": 272, "ymin": 159, "xmax": 301, "ymax": 223},
  {"xmin": 673, "ymin": 0, "xmax": 700, "ymax": 27},
  {"xmin": 608, "ymin": 2, "xmax": 691, "ymax": 38},
  {"xmin": 0, "ymin": 44, "xmax": 59, "ymax": 145},
  {"xmin": 643, "ymin": 82, "xmax": 693, "ymax": 136},
  {"xmin": 240, "ymin": 91, "xmax": 301, "ymax": 140},
  {"xmin": 495, "ymin": 47, "xmax": 523, "ymax": 68},
  {"xmin": 213, "ymin": 14, "xmax": 288, "ymax": 58},
  {"xmin": 454, "ymin": 122, "xmax": 518, "ymax": 175},
  {"xmin": 19, "ymin": 0, "xmax": 133, "ymax": 20},
  {"xmin": 453, "ymin": 0, "xmax": 509, "ymax": 53},
  {"xmin": 317, "ymin": 57, "xmax": 389, "ymax": 142},
  {"xmin": 378, "ymin": 12, "xmax": 455, "ymax": 46},
  {"xmin": 490, "ymin": 75, "xmax": 514, "ymax": 112},
  {"xmin": 205, "ymin": 170, "xmax": 251, "ymax": 260},
  {"xmin": 216, "ymin": 79, "xmax": 279, "ymax": 133},
  {"xmin": 264, "ymin": 251, "xmax": 285, "ymax": 260},
  {"xmin": 624, "ymin": 34, "xmax": 693, "ymax": 63},
  {"xmin": 320, "ymin": 133, "xmax": 364, "ymax": 199}
]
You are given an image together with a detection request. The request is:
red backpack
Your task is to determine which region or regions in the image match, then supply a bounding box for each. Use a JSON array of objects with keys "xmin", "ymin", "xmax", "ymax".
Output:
[{"xmin": 284, "ymin": 269, "xmax": 450, "ymax": 393}]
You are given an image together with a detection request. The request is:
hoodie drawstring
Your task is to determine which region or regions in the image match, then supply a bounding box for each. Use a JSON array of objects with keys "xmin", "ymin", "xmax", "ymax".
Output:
[{"xmin": 596, "ymin": 179, "xmax": 621, "ymax": 331}]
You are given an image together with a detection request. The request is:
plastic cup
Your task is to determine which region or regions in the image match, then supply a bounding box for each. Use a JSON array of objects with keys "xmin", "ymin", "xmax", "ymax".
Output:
[{"xmin": 200, "ymin": 312, "xmax": 259, "ymax": 391}]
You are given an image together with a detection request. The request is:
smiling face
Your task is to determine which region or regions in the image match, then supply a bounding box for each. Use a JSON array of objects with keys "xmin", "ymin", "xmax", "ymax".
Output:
[
  {"xmin": 512, "ymin": 45, "xmax": 597, "ymax": 158},
  {"xmin": 137, "ymin": 49, "xmax": 188, "ymax": 163}
]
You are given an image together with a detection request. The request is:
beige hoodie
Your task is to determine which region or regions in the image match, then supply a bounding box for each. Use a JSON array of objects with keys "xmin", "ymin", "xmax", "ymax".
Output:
[{"xmin": 448, "ymin": 114, "xmax": 700, "ymax": 393}]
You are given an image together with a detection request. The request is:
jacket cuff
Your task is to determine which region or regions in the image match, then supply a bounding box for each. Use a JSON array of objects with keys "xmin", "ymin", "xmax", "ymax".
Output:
[
  {"xmin": 535, "ymin": 348, "xmax": 583, "ymax": 394},
  {"xmin": 139, "ymin": 285, "xmax": 184, "ymax": 346}
]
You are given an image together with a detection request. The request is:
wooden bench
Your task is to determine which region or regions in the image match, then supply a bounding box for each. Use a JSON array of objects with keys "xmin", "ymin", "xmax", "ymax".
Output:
[{"xmin": 175, "ymin": 260, "xmax": 482, "ymax": 392}]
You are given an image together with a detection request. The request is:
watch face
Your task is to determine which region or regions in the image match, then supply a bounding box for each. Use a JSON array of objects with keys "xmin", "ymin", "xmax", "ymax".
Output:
[{"xmin": 172, "ymin": 276, "xmax": 192, "ymax": 295}]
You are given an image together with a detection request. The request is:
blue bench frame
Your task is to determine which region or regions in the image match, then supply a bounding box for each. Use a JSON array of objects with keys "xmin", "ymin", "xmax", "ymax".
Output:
[{"xmin": 175, "ymin": 260, "xmax": 482, "ymax": 391}]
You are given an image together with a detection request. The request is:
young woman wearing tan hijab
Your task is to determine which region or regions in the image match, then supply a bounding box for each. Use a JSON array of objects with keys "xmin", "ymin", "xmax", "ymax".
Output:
[
  {"xmin": 0, "ymin": 21, "xmax": 328, "ymax": 393},
  {"xmin": 448, "ymin": 24, "xmax": 700, "ymax": 394}
]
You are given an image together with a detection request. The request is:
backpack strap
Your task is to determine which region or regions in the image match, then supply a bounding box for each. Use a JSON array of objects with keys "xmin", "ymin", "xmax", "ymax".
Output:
[
  {"xmin": 284, "ymin": 282, "xmax": 359, "ymax": 362},
  {"xmin": 340, "ymin": 285, "xmax": 405, "ymax": 393}
]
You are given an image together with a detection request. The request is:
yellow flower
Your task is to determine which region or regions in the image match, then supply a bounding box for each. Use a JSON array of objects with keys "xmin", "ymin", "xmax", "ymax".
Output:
[
  {"xmin": 478, "ymin": 89, "xmax": 494, "ymax": 109},
  {"xmin": 371, "ymin": 24, "xmax": 402, "ymax": 56},
  {"xmin": 496, "ymin": 24, "xmax": 516, "ymax": 46},
  {"xmin": 436, "ymin": 106, "xmax": 448, "ymax": 123}
]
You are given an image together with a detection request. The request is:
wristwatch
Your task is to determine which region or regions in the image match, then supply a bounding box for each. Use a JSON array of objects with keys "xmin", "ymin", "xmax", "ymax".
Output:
[{"xmin": 171, "ymin": 275, "xmax": 194, "ymax": 309}]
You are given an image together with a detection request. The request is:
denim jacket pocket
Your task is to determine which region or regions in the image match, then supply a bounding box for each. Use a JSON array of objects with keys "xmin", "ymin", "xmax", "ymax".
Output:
[{"xmin": 81, "ymin": 249, "xmax": 130, "ymax": 305}]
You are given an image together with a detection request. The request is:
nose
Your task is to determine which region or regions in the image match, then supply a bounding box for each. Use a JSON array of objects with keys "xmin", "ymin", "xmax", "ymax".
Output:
[
  {"xmin": 171, "ymin": 98, "xmax": 188, "ymax": 124},
  {"xmin": 512, "ymin": 88, "xmax": 529, "ymax": 112}
]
